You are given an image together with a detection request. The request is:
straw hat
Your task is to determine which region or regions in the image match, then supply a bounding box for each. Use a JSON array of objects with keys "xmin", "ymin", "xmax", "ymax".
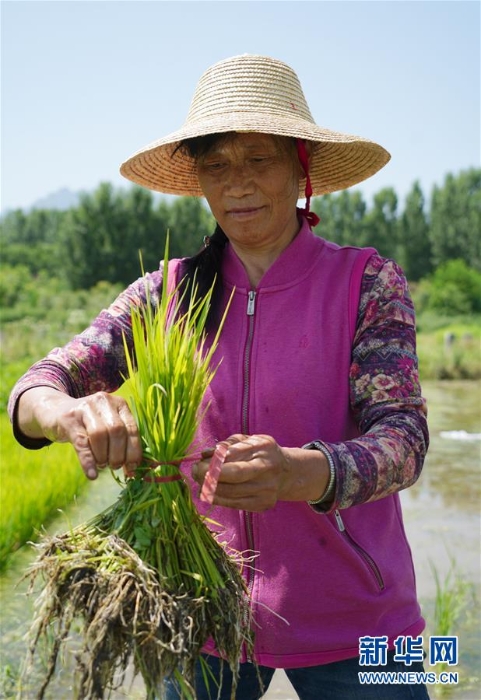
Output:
[{"xmin": 120, "ymin": 54, "xmax": 390, "ymax": 197}]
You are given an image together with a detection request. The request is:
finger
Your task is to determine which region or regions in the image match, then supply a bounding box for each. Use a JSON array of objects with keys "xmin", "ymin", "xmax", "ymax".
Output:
[
  {"xmin": 195, "ymin": 439, "xmax": 241, "ymax": 480},
  {"xmin": 195, "ymin": 437, "xmax": 248, "ymax": 481},
  {"xmin": 118, "ymin": 402, "xmax": 142, "ymax": 469},
  {"xmin": 81, "ymin": 395, "xmax": 139, "ymax": 470},
  {"xmin": 123, "ymin": 463, "xmax": 137, "ymax": 478},
  {"xmin": 215, "ymin": 461, "xmax": 264, "ymax": 484},
  {"xmin": 99, "ymin": 404, "xmax": 131, "ymax": 469},
  {"xmin": 210, "ymin": 487, "xmax": 276, "ymax": 512},
  {"xmin": 222, "ymin": 434, "xmax": 266, "ymax": 462},
  {"xmin": 201, "ymin": 448, "xmax": 215, "ymax": 459},
  {"xmin": 70, "ymin": 428, "xmax": 100, "ymax": 481},
  {"xmin": 80, "ymin": 400, "xmax": 111, "ymax": 468},
  {"xmin": 55, "ymin": 403, "xmax": 101, "ymax": 480},
  {"xmin": 195, "ymin": 438, "xmax": 268, "ymax": 486},
  {"xmin": 69, "ymin": 397, "xmax": 122, "ymax": 477}
]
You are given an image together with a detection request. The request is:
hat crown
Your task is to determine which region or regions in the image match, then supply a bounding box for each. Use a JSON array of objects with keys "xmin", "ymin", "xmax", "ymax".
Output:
[
  {"xmin": 185, "ymin": 54, "xmax": 315, "ymax": 125},
  {"xmin": 120, "ymin": 53, "xmax": 390, "ymax": 197}
]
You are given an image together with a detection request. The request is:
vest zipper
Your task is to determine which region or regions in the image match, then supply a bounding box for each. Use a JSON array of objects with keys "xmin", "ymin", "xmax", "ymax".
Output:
[
  {"xmin": 242, "ymin": 290, "xmax": 256, "ymax": 661},
  {"xmin": 334, "ymin": 509, "xmax": 385, "ymax": 590},
  {"xmin": 242, "ymin": 291, "xmax": 256, "ymax": 429}
]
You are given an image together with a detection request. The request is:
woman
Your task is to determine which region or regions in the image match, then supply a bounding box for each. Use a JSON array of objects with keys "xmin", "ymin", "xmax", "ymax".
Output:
[{"xmin": 9, "ymin": 55, "xmax": 430, "ymax": 699}]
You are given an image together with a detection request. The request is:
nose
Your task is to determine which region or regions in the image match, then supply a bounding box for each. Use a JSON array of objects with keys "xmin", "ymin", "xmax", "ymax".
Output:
[{"xmin": 224, "ymin": 163, "xmax": 255, "ymax": 196}]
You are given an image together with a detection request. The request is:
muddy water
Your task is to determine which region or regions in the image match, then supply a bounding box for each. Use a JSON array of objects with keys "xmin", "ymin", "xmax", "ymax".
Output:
[{"xmin": 1, "ymin": 381, "xmax": 479, "ymax": 699}]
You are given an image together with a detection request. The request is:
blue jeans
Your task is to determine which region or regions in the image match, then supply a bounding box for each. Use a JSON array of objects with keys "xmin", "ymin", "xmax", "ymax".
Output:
[{"xmin": 162, "ymin": 652, "xmax": 431, "ymax": 699}]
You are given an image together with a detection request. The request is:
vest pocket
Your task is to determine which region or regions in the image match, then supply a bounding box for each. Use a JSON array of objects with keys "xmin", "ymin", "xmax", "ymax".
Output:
[{"xmin": 333, "ymin": 510, "xmax": 385, "ymax": 591}]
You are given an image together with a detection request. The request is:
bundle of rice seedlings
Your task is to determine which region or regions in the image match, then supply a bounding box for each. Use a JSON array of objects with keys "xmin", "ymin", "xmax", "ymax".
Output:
[{"xmin": 21, "ymin": 254, "xmax": 254, "ymax": 700}]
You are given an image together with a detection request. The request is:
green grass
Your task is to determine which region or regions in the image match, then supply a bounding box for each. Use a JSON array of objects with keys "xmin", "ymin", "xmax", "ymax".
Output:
[
  {"xmin": 0, "ymin": 414, "xmax": 86, "ymax": 571},
  {"xmin": 425, "ymin": 557, "xmax": 478, "ymax": 698},
  {"xmin": 430, "ymin": 558, "xmax": 473, "ymax": 640},
  {"xmin": 416, "ymin": 316, "xmax": 481, "ymax": 381}
]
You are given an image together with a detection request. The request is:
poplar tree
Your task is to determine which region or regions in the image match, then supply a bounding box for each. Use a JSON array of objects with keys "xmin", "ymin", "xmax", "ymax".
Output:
[
  {"xmin": 430, "ymin": 169, "xmax": 481, "ymax": 272},
  {"xmin": 399, "ymin": 181, "xmax": 432, "ymax": 281},
  {"xmin": 361, "ymin": 187, "xmax": 399, "ymax": 260}
]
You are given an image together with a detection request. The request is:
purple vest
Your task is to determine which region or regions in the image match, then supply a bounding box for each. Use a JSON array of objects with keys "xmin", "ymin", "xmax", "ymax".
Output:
[{"xmin": 174, "ymin": 219, "xmax": 424, "ymax": 667}]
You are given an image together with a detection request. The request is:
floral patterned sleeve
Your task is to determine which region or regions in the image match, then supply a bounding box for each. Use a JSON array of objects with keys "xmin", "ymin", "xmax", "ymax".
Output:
[
  {"xmin": 7, "ymin": 268, "xmax": 164, "ymax": 449},
  {"xmin": 10, "ymin": 254, "xmax": 428, "ymax": 509},
  {"xmin": 315, "ymin": 254, "xmax": 429, "ymax": 512}
]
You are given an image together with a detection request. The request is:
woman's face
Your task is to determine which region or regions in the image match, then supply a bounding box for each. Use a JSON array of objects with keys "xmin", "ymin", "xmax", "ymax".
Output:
[{"xmin": 196, "ymin": 133, "xmax": 302, "ymax": 255}]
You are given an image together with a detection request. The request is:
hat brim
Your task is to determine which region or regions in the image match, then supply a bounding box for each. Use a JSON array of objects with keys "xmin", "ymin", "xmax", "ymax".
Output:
[{"xmin": 120, "ymin": 113, "xmax": 390, "ymax": 197}]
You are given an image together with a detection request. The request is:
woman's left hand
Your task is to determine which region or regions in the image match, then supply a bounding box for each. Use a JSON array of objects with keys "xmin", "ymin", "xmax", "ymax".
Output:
[
  {"xmin": 192, "ymin": 433, "xmax": 329, "ymax": 511},
  {"xmin": 192, "ymin": 434, "xmax": 289, "ymax": 511}
]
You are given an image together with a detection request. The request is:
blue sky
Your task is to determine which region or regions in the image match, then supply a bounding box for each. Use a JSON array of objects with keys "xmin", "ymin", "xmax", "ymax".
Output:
[{"xmin": 1, "ymin": 0, "xmax": 479, "ymax": 212}]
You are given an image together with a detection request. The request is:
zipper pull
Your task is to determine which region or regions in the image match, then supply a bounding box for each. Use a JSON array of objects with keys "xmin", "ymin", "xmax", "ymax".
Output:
[
  {"xmin": 247, "ymin": 290, "xmax": 256, "ymax": 316},
  {"xmin": 334, "ymin": 509, "xmax": 345, "ymax": 532}
]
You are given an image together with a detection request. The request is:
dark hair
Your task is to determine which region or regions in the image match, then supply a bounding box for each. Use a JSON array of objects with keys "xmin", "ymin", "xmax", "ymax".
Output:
[{"xmin": 174, "ymin": 134, "xmax": 231, "ymax": 332}]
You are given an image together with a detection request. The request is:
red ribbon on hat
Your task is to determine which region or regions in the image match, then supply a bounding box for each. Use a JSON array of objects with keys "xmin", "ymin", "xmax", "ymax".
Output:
[{"xmin": 296, "ymin": 139, "xmax": 320, "ymax": 228}]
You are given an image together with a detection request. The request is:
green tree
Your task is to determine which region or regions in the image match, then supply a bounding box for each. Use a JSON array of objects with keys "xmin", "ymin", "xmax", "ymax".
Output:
[
  {"xmin": 118, "ymin": 186, "xmax": 168, "ymax": 278},
  {"xmin": 426, "ymin": 259, "xmax": 481, "ymax": 315},
  {"xmin": 0, "ymin": 242, "xmax": 60, "ymax": 276},
  {"xmin": 60, "ymin": 184, "xmax": 167, "ymax": 288},
  {"xmin": 0, "ymin": 209, "xmax": 65, "ymax": 275},
  {"xmin": 312, "ymin": 190, "xmax": 367, "ymax": 246},
  {"xmin": 167, "ymin": 197, "xmax": 215, "ymax": 259},
  {"xmin": 398, "ymin": 181, "xmax": 432, "ymax": 281},
  {"xmin": 361, "ymin": 187, "xmax": 399, "ymax": 260},
  {"xmin": 60, "ymin": 183, "xmax": 126, "ymax": 289},
  {"xmin": 59, "ymin": 186, "xmax": 217, "ymax": 289},
  {"xmin": 0, "ymin": 209, "xmax": 28, "ymax": 244},
  {"xmin": 1, "ymin": 208, "xmax": 65, "ymax": 246},
  {"xmin": 430, "ymin": 169, "xmax": 481, "ymax": 272},
  {"xmin": 0, "ymin": 264, "xmax": 31, "ymax": 309}
]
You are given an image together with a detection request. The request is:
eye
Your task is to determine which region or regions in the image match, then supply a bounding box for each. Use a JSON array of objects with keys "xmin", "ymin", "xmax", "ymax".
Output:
[
  {"xmin": 250, "ymin": 155, "xmax": 274, "ymax": 166},
  {"xmin": 201, "ymin": 160, "xmax": 226, "ymax": 174}
]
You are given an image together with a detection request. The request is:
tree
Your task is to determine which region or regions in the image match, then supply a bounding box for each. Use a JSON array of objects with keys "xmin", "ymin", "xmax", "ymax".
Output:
[
  {"xmin": 398, "ymin": 181, "xmax": 432, "ymax": 281},
  {"xmin": 1, "ymin": 208, "xmax": 65, "ymax": 246},
  {"xmin": 60, "ymin": 184, "xmax": 170, "ymax": 288},
  {"xmin": 58, "ymin": 185, "xmax": 218, "ymax": 289},
  {"xmin": 423, "ymin": 259, "xmax": 481, "ymax": 315},
  {"xmin": 167, "ymin": 197, "xmax": 215, "ymax": 259},
  {"xmin": 0, "ymin": 209, "xmax": 65, "ymax": 275},
  {"xmin": 0, "ymin": 209, "xmax": 28, "ymax": 244},
  {"xmin": 119, "ymin": 186, "xmax": 168, "ymax": 277},
  {"xmin": 60, "ymin": 183, "xmax": 126, "ymax": 289},
  {"xmin": 361, "ymin": 187, "xmax": 399, "ymax": 260},
  {"xmin": 429, "ymin": 169, "xmax": 481, "ymax": 272},
  {"xmin": 312, "ymin": 191, "xmax": 367, "ymax": 246}
]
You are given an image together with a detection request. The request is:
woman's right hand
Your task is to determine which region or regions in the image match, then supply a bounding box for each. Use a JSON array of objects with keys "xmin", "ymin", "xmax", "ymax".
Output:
[{"xmin": 17, "ymin": 387, "xmax": 143, "ymax": 480}]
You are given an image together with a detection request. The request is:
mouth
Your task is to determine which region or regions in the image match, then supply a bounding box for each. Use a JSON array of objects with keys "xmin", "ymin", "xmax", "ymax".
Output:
[{"xmin": 226, "ymin": 206, "xmax": 264, "ymax": 220}]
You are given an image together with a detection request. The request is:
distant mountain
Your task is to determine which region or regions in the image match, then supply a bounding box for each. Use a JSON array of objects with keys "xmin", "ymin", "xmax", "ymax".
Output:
[
  {"xmin": 1, "ymin": 186, "xmax": 173, "ymax": 218},
  {"xmin": 27, "ymin": 188, "xmax": 81, "ymax": 212}
]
